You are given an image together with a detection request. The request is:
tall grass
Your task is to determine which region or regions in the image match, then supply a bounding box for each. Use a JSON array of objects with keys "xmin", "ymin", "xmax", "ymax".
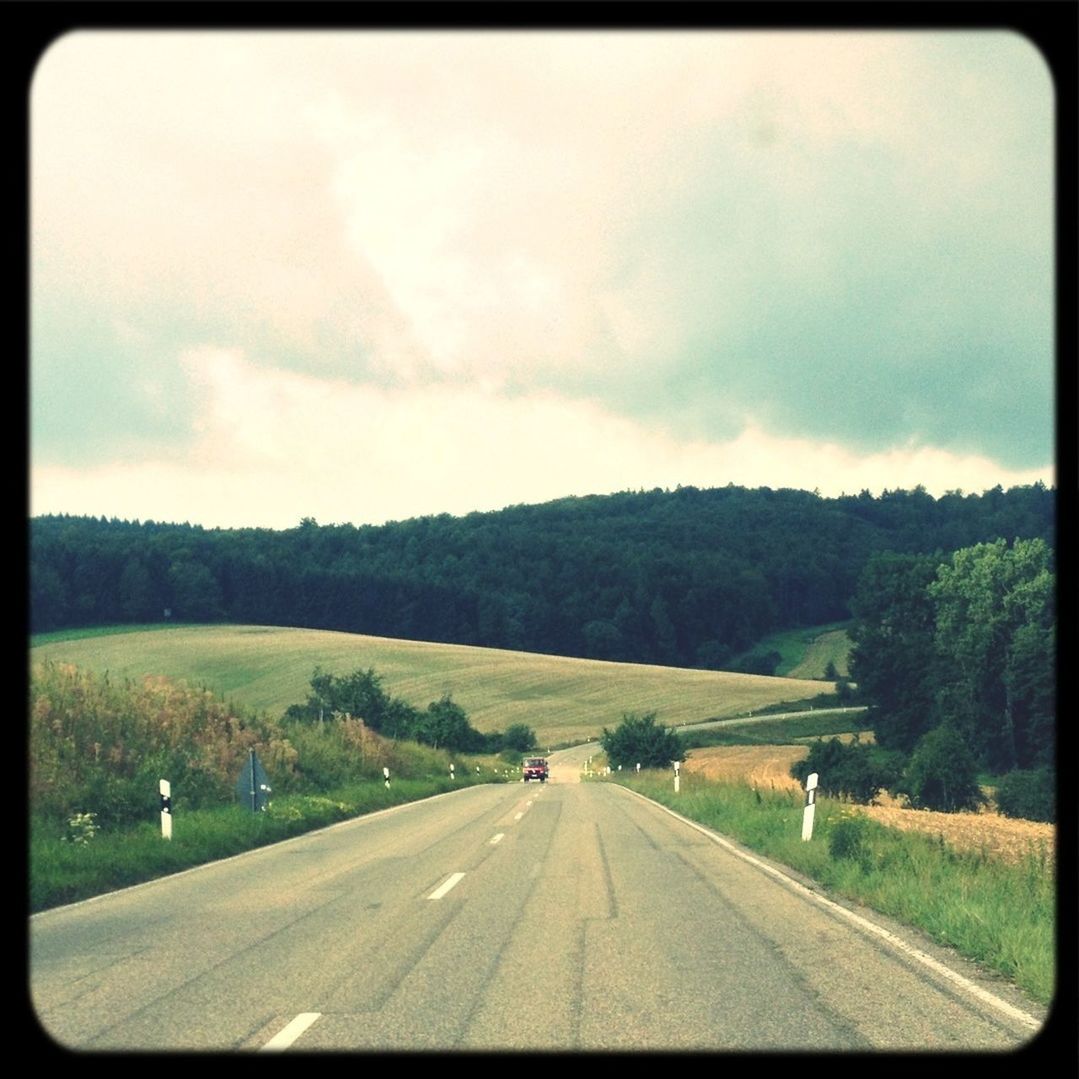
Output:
[
  {"xmin": 618, "ymin": 772, "xmax": 1054, "ymax": 1005},
  {"xmin": 28, "ymin": 659, "xmax": 514, "ymax": 912}
]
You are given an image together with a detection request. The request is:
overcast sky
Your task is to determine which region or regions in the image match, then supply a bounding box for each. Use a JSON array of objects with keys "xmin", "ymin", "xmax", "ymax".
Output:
[{"xmin": 30, "ymin": 29, "xmax": 1055, "ymax": 530}]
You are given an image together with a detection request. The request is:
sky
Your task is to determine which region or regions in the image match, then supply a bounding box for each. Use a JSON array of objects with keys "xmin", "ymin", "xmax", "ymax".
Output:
[{"xmin": 30, "ymin": 29, "xmax": 1056, "ymax": 531}]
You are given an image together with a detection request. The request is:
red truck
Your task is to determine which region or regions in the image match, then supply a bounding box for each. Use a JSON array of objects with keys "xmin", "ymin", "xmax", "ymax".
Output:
[{"xmin": 522, "ymin": 756, "xmax": 549, "ymax": 782}]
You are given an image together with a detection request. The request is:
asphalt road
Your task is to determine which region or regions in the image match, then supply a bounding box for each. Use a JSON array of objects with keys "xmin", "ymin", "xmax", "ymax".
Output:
[{"xmin": 30, "ymin": 761, "xmax": 1045, "ymax": 1053}]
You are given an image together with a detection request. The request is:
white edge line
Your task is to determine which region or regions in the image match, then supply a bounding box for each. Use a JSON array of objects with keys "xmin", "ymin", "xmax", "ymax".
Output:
[
  {"xmin": 428, "ymin": 871, "xmax": 466, "ymax": 900},
  {"xmin": 490, "ymin": 833, "xmax": 505, "ymax": 845},
  {"xmin": 31, "ymin": 786, "xmax": 483, "ymax": 919},
  {"xmin": 261, "ymin": 1012, "xmax": 321, "ymax": 1051},
  {"xmin": 623, "ymin": 787, "xmax": 1044, "ymax": 1033}
]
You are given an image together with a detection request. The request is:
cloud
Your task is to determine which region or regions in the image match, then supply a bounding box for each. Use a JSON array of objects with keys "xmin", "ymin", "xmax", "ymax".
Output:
[
  {"xmin": 30, "ymin": 30, "xmax": 1055, "ymax": 520},
  {"xmin": 31, "ymin": 349, "xmax": 1052, "ymax": 529}
]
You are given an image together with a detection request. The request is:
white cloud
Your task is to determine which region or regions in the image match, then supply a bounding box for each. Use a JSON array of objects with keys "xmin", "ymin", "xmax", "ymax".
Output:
[{"xmin": 31, "ymin": 350, "xmax": 1052, "ymax": 530}]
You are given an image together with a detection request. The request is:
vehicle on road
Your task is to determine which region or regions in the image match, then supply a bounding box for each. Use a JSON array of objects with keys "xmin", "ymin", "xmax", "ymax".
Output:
[{"xmin": 522, "ymin": 756, "xmax": 549, "ymax": 782}]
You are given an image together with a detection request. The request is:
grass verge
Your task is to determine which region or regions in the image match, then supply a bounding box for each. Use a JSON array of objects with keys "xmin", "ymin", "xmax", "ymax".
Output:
[
  {"xmin": 612, "ymin": 772, "xmax": 1054, "ymax": 1006},
  {"xmin": 30, "ymin": 773, "xmax": 496, "ymax": 914}
]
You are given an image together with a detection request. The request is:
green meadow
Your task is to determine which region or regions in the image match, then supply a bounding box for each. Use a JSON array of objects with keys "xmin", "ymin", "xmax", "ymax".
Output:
[
  {"xmin": 31, "ymin": 624, "xmax": 835, "ymax": 747},
  {"xmin": 739, "ymin": 621, "xmax": 853, "ymax": 678}
]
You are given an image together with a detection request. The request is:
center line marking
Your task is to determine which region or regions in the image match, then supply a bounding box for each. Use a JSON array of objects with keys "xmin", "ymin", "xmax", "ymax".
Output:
[
  {"xmin": 490, "ymin": 833, "xmax": 505, "ymax": 845},
  {"xmin": 261, "ymin": 1012, "xmax": 321, "ymax": 1051},
  {"xmin": 428, "ymin": 872, "xmax": 466, "ymax": 899}
]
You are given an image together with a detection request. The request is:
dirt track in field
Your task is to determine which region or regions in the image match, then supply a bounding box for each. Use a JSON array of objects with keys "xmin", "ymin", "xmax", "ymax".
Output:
[{"xmin": 682, "ymin": 744, "xmax": 1055, "ymax": 867}]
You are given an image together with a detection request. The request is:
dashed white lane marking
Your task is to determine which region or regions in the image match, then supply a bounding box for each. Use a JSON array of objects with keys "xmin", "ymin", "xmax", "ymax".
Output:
[
  {"xmin": 428, "ymin": 872, "xmax": 466, "ymax": 900},
  {"xmin": 514, "ymin": 812, "xmax": 524, "ymax": 821},
  {"xmin": 490, "ymin": 833, "xmax": 505, "ymax": 845},
  {"xmin": 261, "ymin": 1012, "xmax": 321, "ymax": 1051}
]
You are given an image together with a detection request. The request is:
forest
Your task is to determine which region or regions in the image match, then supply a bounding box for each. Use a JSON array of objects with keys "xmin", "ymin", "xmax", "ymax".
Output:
[{"xmin": 30, "ymin": 482, "xmax": 1054, "ymax": 672}]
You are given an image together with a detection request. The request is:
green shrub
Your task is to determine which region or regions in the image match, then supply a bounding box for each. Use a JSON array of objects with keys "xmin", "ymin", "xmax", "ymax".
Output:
[
  {"xmin": 790, "ymin": 736, "xmax": 903, "ymax": 804},
  {"xmin": 600, "ymin": 712, "xmax": 682, "ymax": 770},
  {"xmin": 995, "ymin": 768, "xmax": 1055, "ymax": 823},
  {"xmin": 899, "ymin": 726, "xmax": 985, "ymax": 813}
]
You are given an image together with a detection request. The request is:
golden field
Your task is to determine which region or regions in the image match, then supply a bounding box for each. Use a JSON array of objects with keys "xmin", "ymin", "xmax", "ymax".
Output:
[{"xmin": 682, "ymin": 743, "xmax": 1055, "ymax": 867}]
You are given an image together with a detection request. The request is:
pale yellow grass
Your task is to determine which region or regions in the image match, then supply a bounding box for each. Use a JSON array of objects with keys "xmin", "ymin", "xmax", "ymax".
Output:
[
  {"xmin": 31, "ymin": 625, "xmax": 834, "ymax": 748},
  {"xmin": 683, "ymin": 744, "xmax": 1055, "ymax": 866}
]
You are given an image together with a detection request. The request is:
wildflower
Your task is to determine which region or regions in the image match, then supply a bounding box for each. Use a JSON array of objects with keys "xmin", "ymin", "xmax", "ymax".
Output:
[{"xmin": 65, "ymin": 812, "xmax": 98, "ymax": 845}]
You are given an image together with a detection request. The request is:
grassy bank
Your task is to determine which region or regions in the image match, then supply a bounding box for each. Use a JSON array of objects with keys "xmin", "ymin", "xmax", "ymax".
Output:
[
  {"xmin": 30, "ymin": 772, "xmax": 502, "ymax": 913},
  {"xmin": 611, "ymin": 772, "xmax": 1054, "ymax": 1006}
]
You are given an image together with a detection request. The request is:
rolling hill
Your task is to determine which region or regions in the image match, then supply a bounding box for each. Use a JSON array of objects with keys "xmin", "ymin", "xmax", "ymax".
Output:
[{"xmin": 30, "ymin": 624, "xmax": 835, "ymax": 747}]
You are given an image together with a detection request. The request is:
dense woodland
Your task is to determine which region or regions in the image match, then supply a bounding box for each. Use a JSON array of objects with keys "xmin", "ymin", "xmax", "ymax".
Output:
[{"xmin": 30, "ymin": 483, "xmax": 1054, "ymax": 672}]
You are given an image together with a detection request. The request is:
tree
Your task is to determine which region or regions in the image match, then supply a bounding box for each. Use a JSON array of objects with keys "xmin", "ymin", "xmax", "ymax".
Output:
[
  {"xmin": 600, "ymin": 712, "xmax": 682, "ymax": 770},
  {"xmin": 790, "ymin": 737, "xmax": 904, "ymax": 804},
  {"xmin": 848, "ymin": 552, "xmax": 944, "ymax": 753},
  {"xmin": 929, "ymin": 538, "xmax": 1055, "ymax": 771},
  {"xmin": 502, "ymin": 723, "xmax": 536, "ymax": 753},
  {"xmin": 418, "ymin": 695, "xmax": 477, "ymax": 751},
  {"xmin": 285, "ymin": 667, "xmax": 417, "ymax": 736},
  {"xmin": 167, "ymin": 560, "xmax": 224, "ymax": 621},
  {"xmin": 118, "ymin": 558, "xmax": 157, "ymax": 621},
  {"xmin": 995, "ymin": 768, "xmax": 1055, "ymax": 823},
  {"xmin": 898, "ymin": 726, "xmax": 984, "ymax": 813}
]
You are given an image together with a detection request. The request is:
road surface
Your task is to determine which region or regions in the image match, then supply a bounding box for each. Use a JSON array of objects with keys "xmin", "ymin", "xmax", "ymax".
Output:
[{"xmin": 30, "ymin": 757, "xmax": 1044, "ymax": 1052}]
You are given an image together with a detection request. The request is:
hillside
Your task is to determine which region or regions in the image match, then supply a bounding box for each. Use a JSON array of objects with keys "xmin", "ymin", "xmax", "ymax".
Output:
[
  {"xmin": 30, "ymin": 625, "xmax": 834, "ymax": 747},
  {"xmin": 30, "ymin": 483, "xmax": 1053, "ymax": 671}
]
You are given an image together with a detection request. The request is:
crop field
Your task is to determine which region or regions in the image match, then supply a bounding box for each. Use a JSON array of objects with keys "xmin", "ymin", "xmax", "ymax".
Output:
[
  {"xmin": 682, "ymin": 744, "xmax": 1055, "ymax": 867},
  {"xmin": 30, "ymin": 625, "xmax": 834, "ymax": 747}
]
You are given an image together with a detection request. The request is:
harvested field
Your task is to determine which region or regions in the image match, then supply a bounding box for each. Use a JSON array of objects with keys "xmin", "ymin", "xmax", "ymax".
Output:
[
  {"xmin": 683, "ymin": 744, "xmax": 805, "ymax": 794},
  {"xmin": 683, "ymin": 744, "xmax": 1055, "ymax": 867},
  {"xmin": 857, "ymin": 804, "xmax": 1054, "ymax": 868}
]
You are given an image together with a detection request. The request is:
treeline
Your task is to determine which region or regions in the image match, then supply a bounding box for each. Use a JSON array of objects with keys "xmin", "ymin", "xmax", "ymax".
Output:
[
  {"xmin": 790, "ymin": 536, "xmax": 1055, "ymax": 820},
  {"xmin": 30, "ymin": 483, "xmax": 1054, "ymax": 669}
]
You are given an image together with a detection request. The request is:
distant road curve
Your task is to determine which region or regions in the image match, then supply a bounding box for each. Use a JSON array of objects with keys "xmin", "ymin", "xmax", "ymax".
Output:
[{"xmin": 677, "ymin": 705, "xmax": 869, "ymax": 732}]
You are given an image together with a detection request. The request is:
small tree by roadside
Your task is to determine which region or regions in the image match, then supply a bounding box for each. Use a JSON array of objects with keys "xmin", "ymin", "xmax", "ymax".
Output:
[
  {"xmin": 502, "ymin": 723, "xmax": 537, "ymax": 753},
  {"xmin": 600, "ymin": 712, "xmax": 682, "ymax": 771}
]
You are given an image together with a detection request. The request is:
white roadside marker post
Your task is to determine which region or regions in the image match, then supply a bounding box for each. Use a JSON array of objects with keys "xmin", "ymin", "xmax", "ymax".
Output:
[
  {"xmin": 636, "ymin": 762, "xmax": 641, "ymax": 774},
  {"xmin": 801, "ymin": 772, "xmax": 819, "ymax": 841},
  {"xmin": 383, "ymin": 766, "xmax": 390, "ymax": 789},
  {"xmin": 673, "ymin": 759, "xmax": 681, "ymax": 793},
  {"xmin": 159, "ymin": 779, "xmax": 172, "ymax": 840},
  {"xmin": 450, "ymin": 763, "xmax": 456, "ymax": 781}
]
